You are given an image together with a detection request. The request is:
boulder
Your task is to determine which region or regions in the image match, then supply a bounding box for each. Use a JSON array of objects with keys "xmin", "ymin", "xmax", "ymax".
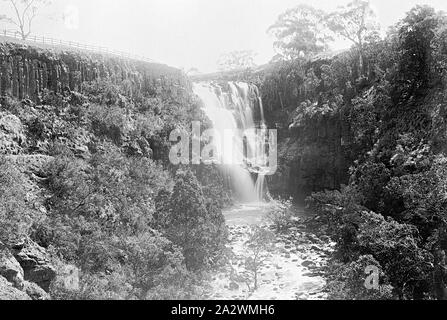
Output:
[
  {"xmin": 0, "ymin": 276, "xmax": 31, "ymax": 300},
  {"xmin": 23, "ymin": 281, "xmax": 51, "ymax": 300},
  {"xmin": 229, "ymin": 282, "xmax": 239, "ymax": 291},
  {"xmin": 12, "ymin": 239, "xmax": 56, "ymax": 292},
  {"xmin": 0, "ymin": 243, "xmax": 24, "ymax": 289}
]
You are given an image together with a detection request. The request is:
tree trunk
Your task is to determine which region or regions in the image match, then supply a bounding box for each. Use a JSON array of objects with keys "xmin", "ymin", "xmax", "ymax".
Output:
[
  {"xmin": 357, "ymin": 45, "xmax": 365, "ymax": 77},
  {"xmin": 20, "ymin": 27, "xmax": 26, "ymax": 41}
]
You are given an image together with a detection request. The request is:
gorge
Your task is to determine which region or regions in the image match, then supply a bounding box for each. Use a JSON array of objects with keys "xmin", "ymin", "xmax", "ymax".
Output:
[
  {"xmin": 2, "ymin": 2, "xmax": 447, "ymax": 300},
  {"xmin": 0, "ymin": 40, "xmax": 332, "ymax": 300}
]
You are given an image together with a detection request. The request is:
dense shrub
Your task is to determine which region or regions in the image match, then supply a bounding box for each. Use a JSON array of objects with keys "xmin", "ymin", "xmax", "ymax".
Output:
[
  {"xmin": 159, "ymin": 168, "xmax": 228, "ymax": 270},
  {"xmin": 0, "ymin": 157, "xmax": 42, "ymax": 244},
  {"xmin": 385, "ymin": 156, "xmax": 447, "ymax": 234},
  {"xmin": 266, "ymin": 197, "xmax": 295, "ymax": 232},
  {"xmin": 116, "ymin": 231, "xmax": 193, "ymax": 299},
  {"xmin": 308, "ymin": 189, "xmax": 434, "ymax": 299},
  {"xmin": 357, "ymin": 212, "xmax": 433, "ymax": 299},
  {"xmin": 351, "ymin": 161, "xmax": 391, "ymax": 213},
  {"xmin": 193, "ymin": 165, "xmax": 233, "ymax": 209},
  {"xmin": 42, "ymin": 143, "xmax": 173, "ymax": 260},
  {"xmin": 326, "ymin": 255, "xmax": 395, "ymax": 300}
]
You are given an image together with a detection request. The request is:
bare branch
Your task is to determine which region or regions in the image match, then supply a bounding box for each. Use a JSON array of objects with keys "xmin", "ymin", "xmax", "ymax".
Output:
[
  {"xmin": 21, "ymin": 0, "xmax": 36, "ymax": 28},
  {"xmin": 9, "ymin": 0, "xmax": 24, "ymax": 27},
  {"xmin": 24, "ymin": 6, "xmax": 37, "ymax": 38},
  {"xmin": 1, "ymin": 0, "xmax": 48, "ymax": 40},
  {"xmin": 0, "ymin": 14, "xmax": 19, "ymax": 27}
]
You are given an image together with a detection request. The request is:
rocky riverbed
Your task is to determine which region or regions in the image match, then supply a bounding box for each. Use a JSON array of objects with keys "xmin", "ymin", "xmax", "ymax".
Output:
[{"xmin": 203, "ymin": 204, "xmax": 334, "ymax": 300}]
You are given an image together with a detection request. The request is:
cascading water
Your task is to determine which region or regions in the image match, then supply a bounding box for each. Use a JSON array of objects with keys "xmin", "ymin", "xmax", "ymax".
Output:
[{"xmin": 193, "ymin": 81, "xmax": 270, "ymax": 203}]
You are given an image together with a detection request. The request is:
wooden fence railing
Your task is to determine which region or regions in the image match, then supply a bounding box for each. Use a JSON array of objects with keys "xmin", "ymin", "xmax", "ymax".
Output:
[{"xmin": 1, "ymin": 29, "xmax": 155, "ymax": 63}]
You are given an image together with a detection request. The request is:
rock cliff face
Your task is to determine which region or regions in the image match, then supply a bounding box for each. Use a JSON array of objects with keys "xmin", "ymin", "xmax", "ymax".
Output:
[
  {"xmin": 268, "ymin": 117, "xmax": 347, "ymax": 201},
  {"xmin": 0, "ymin": 42, "xmax": 188, "ymax": 102},
  {"xmin": 0, "ymin": 276, "xmax": 31, "ymax": 300},
  {"xmin": 0, "ymin": 240, "xmax": 53, "ymax": 300},
  {"xmin": 256, "ymin": 57, "xmax": 354, "ymax": 201},
  {"xmin": 12, "ymin": 239, "xmax": 56, "ymax": 292},
  {"xmin": 0, "ymin": 243, "xmax": 24, "ymax": 289},
  {"xmin": 0, "ymin": 42, "xmax": 196, "ymax": 163}
]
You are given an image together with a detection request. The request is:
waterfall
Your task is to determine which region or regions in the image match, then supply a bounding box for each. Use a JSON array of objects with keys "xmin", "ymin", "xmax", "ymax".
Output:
[{"xmin": 193, "ymin": 81, "xmax": 269, "ymax": 203}]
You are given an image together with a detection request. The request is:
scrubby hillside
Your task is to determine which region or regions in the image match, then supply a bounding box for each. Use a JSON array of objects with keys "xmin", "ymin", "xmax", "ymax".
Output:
[{"xmin": 0, "ymin": 41, "xmax": 230, "ymax": 299}]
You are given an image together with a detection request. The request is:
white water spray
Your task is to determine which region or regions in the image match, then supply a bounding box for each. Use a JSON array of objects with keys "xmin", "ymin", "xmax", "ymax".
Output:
[{"xmin": 193, "ymin": 82, "xmax": 270, "ymax": 203}]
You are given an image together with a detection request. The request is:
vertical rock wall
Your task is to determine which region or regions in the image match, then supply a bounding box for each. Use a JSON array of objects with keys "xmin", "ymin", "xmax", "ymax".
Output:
[{"xmin": 0, "ymin": 42, "xmax": 188, "ymax": 102}]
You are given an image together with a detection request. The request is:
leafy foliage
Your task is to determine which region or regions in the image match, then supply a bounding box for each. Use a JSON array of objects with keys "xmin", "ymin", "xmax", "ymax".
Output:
[
  {"xmin": 243, "ymin": 226, "xmax": 275, "ymax": 292},
  {"xmin": 268, "ymin": 4, "xmax": 332, "ymax": 59},
  {"xmin": 217, "ymin": 50, "xmax": 257, "ymax": 72},
  {"xmin": 326, "ymin": 0, "xmax": 380, "ymax": 56},
  {"xmin": 326, "ymin": 255, "xmax": 395, "ymax": 300},
  {"xmin": 0, "ymin": 157, "xmax": 42, "ymax": 244},
  {"xmin": 266, "ymin": 197, "xmax": 294, "ymax": 232},
  {"xmin": 158, "ymin": 168, "xmax": 228, "ymax": 270},
  {"xmin": 268, "ymin": 0, "xmax": 379, "ymax": 64},
  {"xmin": 308, "ymin": 189, "xmax": 434, "ymax": 299}
]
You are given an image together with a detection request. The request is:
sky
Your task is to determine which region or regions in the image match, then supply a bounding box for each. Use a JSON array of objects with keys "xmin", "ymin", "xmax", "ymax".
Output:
[{"xmin": 1, "ymin": 0, "xmax": 447, "ymax": 73}]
